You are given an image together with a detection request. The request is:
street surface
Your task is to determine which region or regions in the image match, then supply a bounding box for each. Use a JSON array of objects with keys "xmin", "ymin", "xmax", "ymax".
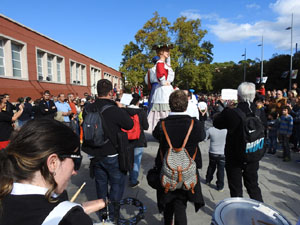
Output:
[{"xmin": 68, "ymin": 121, "xmax": 300, "ymax": 224}]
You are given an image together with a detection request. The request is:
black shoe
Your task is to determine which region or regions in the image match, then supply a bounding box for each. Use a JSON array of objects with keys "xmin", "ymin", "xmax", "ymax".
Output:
[
  {"xmin": 277, "ymin": 155, "xmax": 284, "ymax": 158},
  {"xmin": 130, "ymin": 181, "xmax": 140, "ymax": 188}
]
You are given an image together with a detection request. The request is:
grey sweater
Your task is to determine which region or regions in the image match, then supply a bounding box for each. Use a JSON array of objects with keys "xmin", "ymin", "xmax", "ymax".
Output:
[{"xmin": 206, "ymin": 127, "xmax": 227, "ymax": 155}]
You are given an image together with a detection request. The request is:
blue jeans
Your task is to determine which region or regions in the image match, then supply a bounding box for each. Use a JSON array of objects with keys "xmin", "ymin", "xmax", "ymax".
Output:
[
  {"xmin": 129, "ymin": 147, "xmax": 144, "ymax": 185},
  {"xmin": 93, "ymin": 155, "xmax": 126, "ymax": 221},
  {"xmin": 206, "ymin": 153, "xmax": 225, "ymax": 190},
  {"xmin": 268, "ymin": 136, "xmax": 277, "ymax": 152},
  {"xmin": 18, "ymin": 119, "xmax": 29, "ymax": 127}
]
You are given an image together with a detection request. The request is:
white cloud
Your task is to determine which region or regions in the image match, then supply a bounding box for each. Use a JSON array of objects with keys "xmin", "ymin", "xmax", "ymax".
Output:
[
  {"xmin": 180, "ymin": 10, "xmax": 218, "ymax": 21},
  {"xmin": 203, "ymin": 0, "xmax": 300, "ymax": 50},
  {"xmin": 246, "ymin": 3, "xmax": 261, "ymax": 9}
]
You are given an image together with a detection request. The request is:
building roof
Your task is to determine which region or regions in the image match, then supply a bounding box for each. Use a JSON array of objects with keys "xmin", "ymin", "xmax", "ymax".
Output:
[{"xmin": 0, "ymin": 14, "xmax": 120, "ymax": 75}]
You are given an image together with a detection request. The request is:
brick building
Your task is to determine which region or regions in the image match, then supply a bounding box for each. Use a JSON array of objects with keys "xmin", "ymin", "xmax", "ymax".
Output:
[{"xmin": 0, "ymin": 14, "xmax": 123, "ymax": 101}]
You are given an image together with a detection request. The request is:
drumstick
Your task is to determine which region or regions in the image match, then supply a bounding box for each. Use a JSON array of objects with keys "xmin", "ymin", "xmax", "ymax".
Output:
[{"xmin": 70, "ymin": 182, "xmax": 86, "ymax": 202}]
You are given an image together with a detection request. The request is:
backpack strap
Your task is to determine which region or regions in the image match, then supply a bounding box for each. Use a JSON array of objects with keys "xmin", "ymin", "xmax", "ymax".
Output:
[
  {"xmin": 41, "ymin": 201, "xmax": 81, "ymax": 225},
  {"xmin": 96, "ymin": 104, "xmax": 119, "ymax": 150},
  {"xmin": 161, "ymin": 119, "xmax": 194, "ymax": 152}
]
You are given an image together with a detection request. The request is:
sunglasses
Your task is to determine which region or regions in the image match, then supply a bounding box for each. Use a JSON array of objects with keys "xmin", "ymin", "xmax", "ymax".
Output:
[{"xmin": 60, "ymin": 154, "xmax": 82, "ymax": 171}]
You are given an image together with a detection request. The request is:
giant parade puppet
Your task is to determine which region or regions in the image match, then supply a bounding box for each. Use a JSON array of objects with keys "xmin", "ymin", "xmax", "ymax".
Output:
[{"xmin": 146, "ymin": 43, "xmax": 175, "ymax": 132}]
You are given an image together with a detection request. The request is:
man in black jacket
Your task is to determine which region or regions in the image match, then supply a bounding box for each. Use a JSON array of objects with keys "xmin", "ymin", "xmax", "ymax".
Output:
[
  {"xmin": 3, "ymin": 93, "xmax": 16, "ymax": 116},
  {"xmin": 83, "ymin": 79, "xmax": 133, "ymax": 222},
  {"xmin": 213, "ymin": 82, "xmax": 264, "ymax": 202},
  {"xmin": 38, "ymin": 90, "xmax": 57, "ymax": 119}
]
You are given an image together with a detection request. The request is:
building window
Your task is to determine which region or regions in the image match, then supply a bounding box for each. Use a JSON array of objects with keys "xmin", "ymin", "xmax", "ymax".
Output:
[
  {"xmin": 70, "ymin": 60, "xmax": 86, "ymax": 86},
  {"xmin": 0, "ymin": 40, "xmax": 4, "ymax": 76},
  {"xmin": 36, "ymin": 48, "xmax": 65, "ymax": 83},
  {"xmin": 90, "ymin": 66, "xmax": 101, "ymax": 96},
  {"xmin": 11, "ymin": 43, "xmax": 22, "ymax": 77},
  {"xmin": 47, "ymin": 55, "xmax": 53, "ymax": 81},
  {"xmin": 0, "ymin": 35, "xmax": 28, "ymax": 80},
  {"xmin": 57, "ymin": 57, "xmax": 62, "ymax": 82},
  {"xmin": 104, "ymin": 72, "xmax": 112, "ymax": 80},
  {"xmin": 37, "ymin": 52, "xmax": 43, "ymax": 80}
]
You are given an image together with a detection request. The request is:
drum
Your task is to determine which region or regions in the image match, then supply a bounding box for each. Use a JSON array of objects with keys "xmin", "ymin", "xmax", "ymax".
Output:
[{"xmin": 211, "ymin": 198, "xmax": 292, "ymax": 225}]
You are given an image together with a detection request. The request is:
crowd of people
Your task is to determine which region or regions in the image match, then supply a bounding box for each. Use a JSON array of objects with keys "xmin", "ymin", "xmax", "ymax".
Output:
[{"xmin": 0, "ymin": 42, "xmax": 299, "ymax": 225}]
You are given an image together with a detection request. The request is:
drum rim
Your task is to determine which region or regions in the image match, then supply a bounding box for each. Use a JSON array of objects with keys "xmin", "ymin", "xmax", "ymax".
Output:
[{"xmin": 212, "ymin": 197, "xmax": 292, "ymax": 225}]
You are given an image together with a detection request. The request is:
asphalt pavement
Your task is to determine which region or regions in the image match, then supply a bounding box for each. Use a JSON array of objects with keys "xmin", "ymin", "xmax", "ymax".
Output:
[{"xmin": 68, "ymin": 121, "xmax": 300, "ymax": 225}]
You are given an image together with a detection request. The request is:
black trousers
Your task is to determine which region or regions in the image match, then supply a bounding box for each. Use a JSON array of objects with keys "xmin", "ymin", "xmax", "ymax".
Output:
[
  {"xmin": 206, "ymin": 153, "xmax": 225, "ymax": 189},
  {"xmin": 226, "ymin": 161, "xmax": 263, "ymax": 202},
  {"xmin": 164, "ymin": 197, "xmax": 187, "ymax": 225}
]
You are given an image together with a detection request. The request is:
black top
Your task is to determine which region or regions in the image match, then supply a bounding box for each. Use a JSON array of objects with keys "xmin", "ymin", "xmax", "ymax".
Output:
[
  {"xmin": 152, "ymin": 115, "xmax": 205, "ymax": 213},
  {"xmin": 123, "ymin": 107, "xmax": 149, "ymax": 148},
  {"xmin": 0, "ymin": 194, "xmax": 92, "ymax": 225},
  {"xmin": 17, "ymin": 102, "xmax": 33, "ymax": 121},
  {"xmin": 39, "ymin": 99, "xmax": 57, "ymax": 119},
  {"xmin": 5, "ymin": 101, "xmax": 16, "ymax": 117},
  {"xmin": 83, "ymin": 98, "xmax": 134, "ymax": 157},
  {"xmin": 213, "ymin": 102, "xmax": 266, "ymax": 164},
  {"xmin": 0, "ymin": 111, "xmax": 13, "ymax": 141}
]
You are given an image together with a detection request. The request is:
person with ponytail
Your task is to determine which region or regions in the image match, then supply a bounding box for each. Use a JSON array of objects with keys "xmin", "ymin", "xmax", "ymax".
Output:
[{"xmin": 0, "ymin": 119, "xmax": 106, "ymax": 225}]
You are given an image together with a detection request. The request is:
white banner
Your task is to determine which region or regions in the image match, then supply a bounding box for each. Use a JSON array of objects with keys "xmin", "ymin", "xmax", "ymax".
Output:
[
  {"xmin": 221, "ymin": 89, "xmax": 237, "ymax": 100},
  {"xmin": 120, "ymin": 93, "xmax": 133, "ymax": 106},
  {"xmin": 261, "ymin": 76, "xmax": 268, "ymax": 83}
]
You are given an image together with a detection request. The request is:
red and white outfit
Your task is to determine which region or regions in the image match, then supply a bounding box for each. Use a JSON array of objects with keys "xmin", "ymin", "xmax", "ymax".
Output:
[{"xmin": 147, "ymin": 59, "xmax": 175, "ymax": 132}]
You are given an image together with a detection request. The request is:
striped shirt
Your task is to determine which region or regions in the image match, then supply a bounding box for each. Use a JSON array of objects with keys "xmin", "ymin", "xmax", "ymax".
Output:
[{"xmin": 279, "ymin": 114, "xmax": 293, "ymax": 136}]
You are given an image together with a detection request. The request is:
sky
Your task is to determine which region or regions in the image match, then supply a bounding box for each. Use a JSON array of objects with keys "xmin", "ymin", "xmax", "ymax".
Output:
[{"xmin": 1, "ymin": 0, "xmax": 300, "ymax": 71}]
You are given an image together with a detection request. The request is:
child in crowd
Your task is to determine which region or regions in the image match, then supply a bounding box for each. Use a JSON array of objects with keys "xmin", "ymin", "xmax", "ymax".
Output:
[
  {"xmin": 205, "ymin": 113, "xmax": 227, "ymax": 192},
  {"xmin": 278, "ymin": 106, "xmax": 293, "ymax": 162},
  {"xmin": 267, "ymin": 112, "xmax": 279, "ymax": 154}
]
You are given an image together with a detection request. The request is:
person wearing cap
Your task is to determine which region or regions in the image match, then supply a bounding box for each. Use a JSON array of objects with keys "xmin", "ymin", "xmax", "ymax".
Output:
[
  {"xmin": 189, "ymin": 89, "xmax": 198, "ymax": 105},
  {"xmin": 147, "ymin": 43, "xmax": 175, "ymax": 131},
  {"xmin": 144, "ymin": 56, "xmax": 160, "ymax": 113}
]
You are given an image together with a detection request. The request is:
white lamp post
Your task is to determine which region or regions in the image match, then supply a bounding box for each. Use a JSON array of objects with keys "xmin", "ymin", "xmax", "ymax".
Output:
[{"xmin": 286, "ymin": 13, "xmax": 293, "ymax": 91}]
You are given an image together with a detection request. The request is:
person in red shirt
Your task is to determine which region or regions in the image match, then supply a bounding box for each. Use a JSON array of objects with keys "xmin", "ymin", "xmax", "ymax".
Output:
[
  {"xmin": 147, "ymin": 43, "xmax": 175, "ymax": 132},
  {"xmin": 257, "ymin": 84, "xmax": 265, "ymax": 96}
]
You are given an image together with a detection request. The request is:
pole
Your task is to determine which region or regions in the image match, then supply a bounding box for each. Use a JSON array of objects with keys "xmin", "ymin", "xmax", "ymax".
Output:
[
  {"xmin": 289, "ymin": 14, "xmax": 293, "ymax": 91},
  {"xmin": 244, "ymin": 48, "xmax": 246, "ymax": 82},
  {"xmin": 261, "ymin": 36, "xmax": 264, "ymax": 83}
]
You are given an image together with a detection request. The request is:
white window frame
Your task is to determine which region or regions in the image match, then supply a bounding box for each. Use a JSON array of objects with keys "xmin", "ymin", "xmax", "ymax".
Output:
[
  {"xmin": 11, "ymin": 43, "xmax": 22, "ymax": 77},
  {"xmin": 36, "ymin": 47, "xmax": 65, "ymax": 84},
  {"xmin": 37, "ymin": 51, "xmax": 43, "ymax": 80},
  {"xmin": 57, "ymin": 57, "xmax": 62, "ymax": 82},
  {"xmin": 69, "ymin": 59, "xmax": 87, "ymax": 86},
  {"xmin": 0, "ymin": 39, "xmax": 5, "ymax": 76},
  {"xmin": 90, "ymin": 65, "xmax": 102, "ymax": 96},
  {"xmin": 47, "ymin": 54, "xmax": 53, "ymax": 81},
  {"xmin": 0, "ymin": 34, "xmax": 28, "ymax": 80}
]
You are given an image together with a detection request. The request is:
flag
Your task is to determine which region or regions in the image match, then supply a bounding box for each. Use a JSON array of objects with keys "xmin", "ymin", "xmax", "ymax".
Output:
[
  {"xmin": 261, "ymin": 77, "xmax": 268, "ymax": 83},
  {"xmin": 281, "ymin": 71, "xmax": 289, "ymax": 78},
  {"xmin": 256, "ymin": 77, "xmax": 261, "ymax": 83},
  {"xmin": 291, "ymin": 69, "xmax": 298, "ymax": 79}
]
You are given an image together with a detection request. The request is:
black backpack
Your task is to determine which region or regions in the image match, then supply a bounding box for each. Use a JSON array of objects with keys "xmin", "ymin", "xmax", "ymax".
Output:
[
  {"xmin": 82, "ymin": 105, "xmax": 113, "ymax": 155},
  {"xmin": 234, "ymin": 108, "xmax": 265, "ymax": 162}
]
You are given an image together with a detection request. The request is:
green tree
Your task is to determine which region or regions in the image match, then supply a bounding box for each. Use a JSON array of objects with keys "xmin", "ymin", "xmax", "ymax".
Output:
[{"xmin": 120, "ymin": 12, "xmax": 214, "ymax": 92}]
